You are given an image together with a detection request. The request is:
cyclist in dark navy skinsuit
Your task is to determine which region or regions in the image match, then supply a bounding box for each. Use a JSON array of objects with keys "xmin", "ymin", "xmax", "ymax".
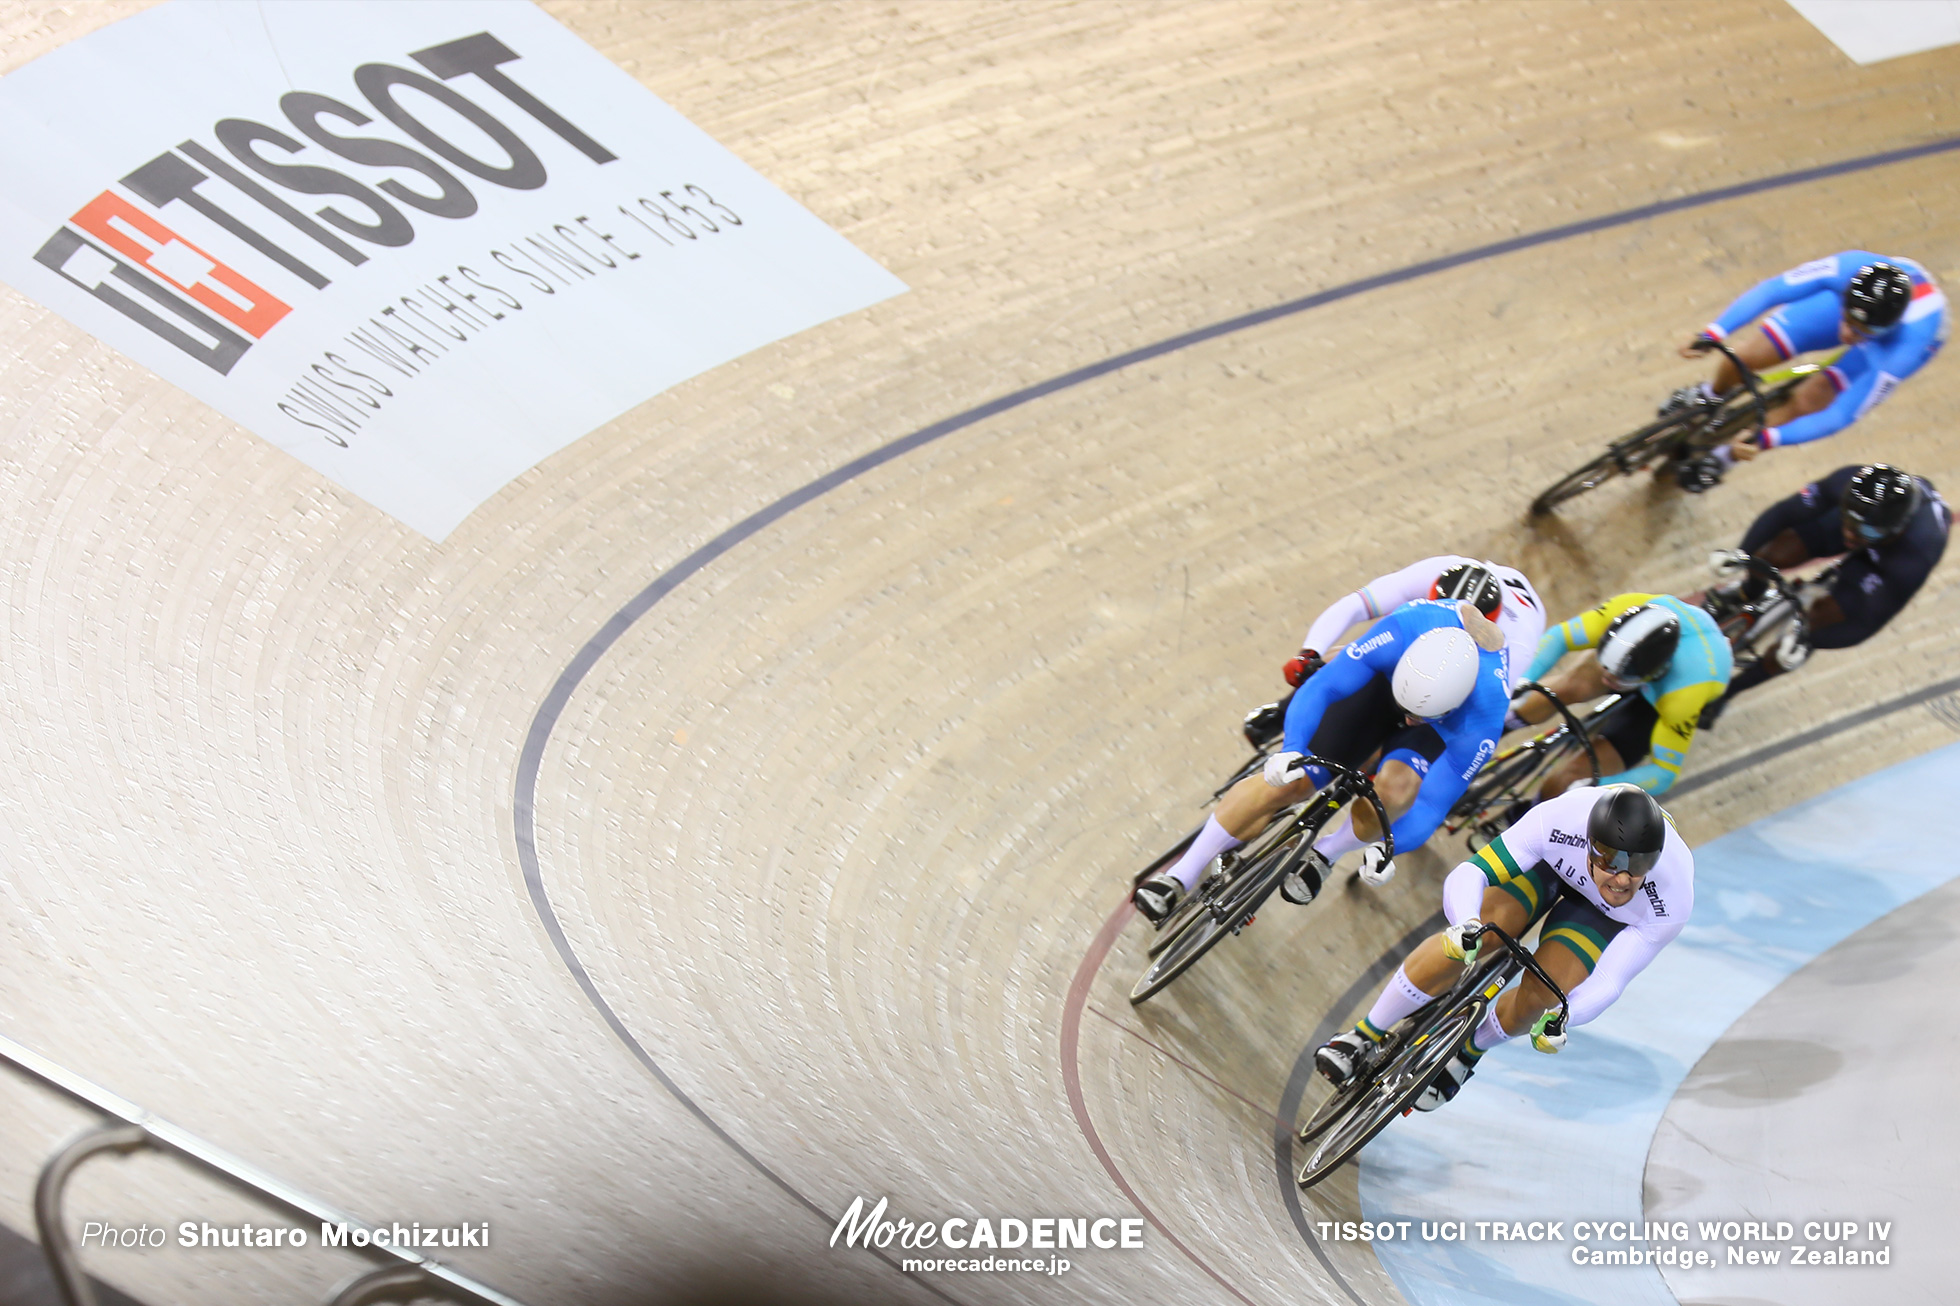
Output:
[{"xmin": 1702, "ymin": 464, "xmax": 1949, "ymax": 722}]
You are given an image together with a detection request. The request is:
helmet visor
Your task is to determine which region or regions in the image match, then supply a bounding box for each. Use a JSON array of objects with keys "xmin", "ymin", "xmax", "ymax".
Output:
[
  {"xmin": 1842, "ymin": 313, "xmax": 1895, "ymax": 341},
  {"xmin": 1848, "ymin": 515, "xmax": 1894, "ymax": 544},
  {"xmin": 1590, "ymin": 839, "xmax": 1660, "ymax": 879}
]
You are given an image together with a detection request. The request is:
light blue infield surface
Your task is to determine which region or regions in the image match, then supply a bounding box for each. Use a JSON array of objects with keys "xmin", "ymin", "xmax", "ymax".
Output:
[{"xmin": 1353, "ymin": 739, "xmax": 1960, "ymax": 1306}]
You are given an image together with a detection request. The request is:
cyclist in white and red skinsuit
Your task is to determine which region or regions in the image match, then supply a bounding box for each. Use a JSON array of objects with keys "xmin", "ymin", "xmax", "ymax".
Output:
[{"xmin": 1298, "ymin": 556, "xmax": 1547, "ymax": 692}]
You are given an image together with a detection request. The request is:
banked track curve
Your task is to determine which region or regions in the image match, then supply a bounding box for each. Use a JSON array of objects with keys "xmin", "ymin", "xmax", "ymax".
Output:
[{"xmin": 509, "ymin": 132, "xmax": 1960, "ymax": 1302}]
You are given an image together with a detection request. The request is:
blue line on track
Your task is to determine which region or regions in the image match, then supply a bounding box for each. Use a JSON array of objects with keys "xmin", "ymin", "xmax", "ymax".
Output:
[{"xmin": 511, "ymin": 130, "xmax": 1960, "ymax": 1291}]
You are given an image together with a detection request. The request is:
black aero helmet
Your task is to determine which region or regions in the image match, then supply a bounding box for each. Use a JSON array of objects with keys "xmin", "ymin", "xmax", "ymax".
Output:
[
  {"xmin": 1842, "ymin": 262, "xmax": 1912, "ymax": 336},
  {"xmin": 1431, "ymin": 562, "xmax": 1503, "ymax": 619},
  {"xmin": 1598, "ymin": 604, "xmax": 1680, "ymax": 685},
  {"xmin": 1587, "ymin": 784, "xmax": 1666, "ymax": 877},
  {"xmin": 1841, "ymin": 463, "xmax": 1921, "ymax": 545}
]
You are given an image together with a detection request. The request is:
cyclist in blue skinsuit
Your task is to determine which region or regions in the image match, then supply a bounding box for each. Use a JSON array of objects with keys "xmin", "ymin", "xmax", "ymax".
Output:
[
  {"xmin": 1134, "ymin": 600, "xmax": 1510, "ymax": 922},
  {"xmin": 1667, "ymin": 253, "xmax": 1948, "ymax": 491}
]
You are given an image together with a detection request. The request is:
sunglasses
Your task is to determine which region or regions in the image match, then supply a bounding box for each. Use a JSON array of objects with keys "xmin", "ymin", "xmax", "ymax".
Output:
[{"xmin": 1589, "ymin": 840, "xmax": 1659, "ymax": 880}]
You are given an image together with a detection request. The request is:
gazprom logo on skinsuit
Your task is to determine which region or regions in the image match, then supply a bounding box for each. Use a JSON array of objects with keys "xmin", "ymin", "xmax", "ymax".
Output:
[
  {"xmin": 1348, "ymin": 631, "xmax": 1395, "ymax": 659},
  {"xmin": 1460, "ymin": 737, "xmax": 1495, "ymax": 781}
]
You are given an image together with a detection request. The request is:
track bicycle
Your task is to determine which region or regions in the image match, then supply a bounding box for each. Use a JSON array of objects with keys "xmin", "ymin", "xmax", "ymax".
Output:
[
  {"xmin": 1695, "ymin": 551, "xmax": 1831, "ymax": 681},
  {"xmin": 1295, "ymin": 921, "xmax": 1569, "ymax": 1187},
  {"xmin": 1530, "ymin": 338, "xmax": 1840, "ymax": 515},
  {"xmin": 1442, "ymin": 683, "xmax": 1605, "ymax": 850},
  {"xmin": 1128, "ymin": 757, "xmax": 1394, "ymax": 1004}
]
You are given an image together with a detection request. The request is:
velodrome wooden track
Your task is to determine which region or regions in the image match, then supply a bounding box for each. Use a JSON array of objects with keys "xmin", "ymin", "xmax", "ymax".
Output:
[{"xmin": 1, "ymin": 2, "xmax": 1958, "ymax": 1303}]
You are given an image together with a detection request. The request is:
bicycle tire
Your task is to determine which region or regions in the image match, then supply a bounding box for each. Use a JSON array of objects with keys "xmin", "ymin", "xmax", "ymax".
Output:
[
  {"xmin": 1133, "ymin": 823, "xmax": 1200, "ymax": 890},
  {"xmin": 1296, "ymin": 997, "xmax": 1485, "ymax": 1187},
  {"xmin": 1530, "ymin": 416, "xmax": 1685, "ymax": 516},
  {"xmin": 1146, "ymin": 863, "xmax": 1217, "ymax": 958},
  {"xmin": 1128, "ymin": 827, "xmax": 1298, "ymax": 1003}
]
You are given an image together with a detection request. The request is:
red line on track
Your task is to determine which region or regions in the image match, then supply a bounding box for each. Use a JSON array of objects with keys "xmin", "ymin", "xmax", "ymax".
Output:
[{"xmin": 1059, "ymin": 896, "xmax": 1261, "ymax": 1306}]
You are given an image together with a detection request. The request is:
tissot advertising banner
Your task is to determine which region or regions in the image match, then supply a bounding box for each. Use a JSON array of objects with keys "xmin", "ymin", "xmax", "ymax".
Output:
[{"xmin": 0, "ymin": 1, "xmax": 907, "ymax": 538}]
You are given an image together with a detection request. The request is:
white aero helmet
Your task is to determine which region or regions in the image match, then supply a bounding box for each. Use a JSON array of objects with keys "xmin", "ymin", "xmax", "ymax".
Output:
[{"xmin": 1392, "ymin": 626, "xmax": 1480, "ymax": 720}]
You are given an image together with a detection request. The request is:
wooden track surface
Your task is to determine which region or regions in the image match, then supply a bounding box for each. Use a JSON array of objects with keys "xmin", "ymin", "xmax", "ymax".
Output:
[{"xmin": 0, "ymin": 3, "xmax": 1957, "ymax": 1303}]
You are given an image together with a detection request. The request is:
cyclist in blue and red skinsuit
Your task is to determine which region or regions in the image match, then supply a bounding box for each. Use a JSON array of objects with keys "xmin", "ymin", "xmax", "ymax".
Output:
[
  {"xmin": 1667, "ymin": 253, "xmax": 1947, "ymax": 491},
  {"xmin": 1133, "ymin": 600, "xmax": 1510, "ymax": 922}
]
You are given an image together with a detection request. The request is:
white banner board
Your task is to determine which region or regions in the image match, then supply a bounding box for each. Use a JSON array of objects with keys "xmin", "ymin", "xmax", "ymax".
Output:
[
  {"xmin": 0, "ymin": 1, "xmax": 906, "ymax": 538},
  {"xmin": 1786, "ymin": 0, "xmax": 1960, "ymax": 65}
]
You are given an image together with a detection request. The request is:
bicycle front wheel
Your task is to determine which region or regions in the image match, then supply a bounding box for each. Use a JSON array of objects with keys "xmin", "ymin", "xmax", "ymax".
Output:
[
  {"xmin": 1530, "ymin": 417, "xmax": 1683, "ymax": 515},
  {"xmin": 1129, "ymin": 830, "xmax": 1298, "ymax": 1003},
  {"xmin": 1296, "ymin": 998, "xmax": 1483, "ymax": 1187}
]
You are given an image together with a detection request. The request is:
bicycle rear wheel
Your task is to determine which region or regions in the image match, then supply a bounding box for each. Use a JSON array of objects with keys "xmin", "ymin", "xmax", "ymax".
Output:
[{"xmin": 1296, "ymin": 998, "xmax": 1484, "ymax": 1187}]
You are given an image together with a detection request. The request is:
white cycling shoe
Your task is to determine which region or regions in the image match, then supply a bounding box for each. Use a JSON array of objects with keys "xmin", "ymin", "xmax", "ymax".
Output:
[
  {"xmin": 1279, "ymin": 849, "xmax": 1331, "ymax": 905},
  {"xmin": 1414, "ymin": 1052, "xmax": 1478, "ymax": 1112},
  {"xmin": 1132, "ymin": 873, "xmax": 1185, "ymax": 924},
  {"xmin": 1314, "ymin": 1029, "xmax": 1375, "ymax": 1088}
]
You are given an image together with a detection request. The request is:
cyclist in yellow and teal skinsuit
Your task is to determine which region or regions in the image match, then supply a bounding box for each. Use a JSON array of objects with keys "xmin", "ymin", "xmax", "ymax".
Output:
[{"xmin": 1512, "ymin": 593, "xmax": 1731, "ymax": 796}]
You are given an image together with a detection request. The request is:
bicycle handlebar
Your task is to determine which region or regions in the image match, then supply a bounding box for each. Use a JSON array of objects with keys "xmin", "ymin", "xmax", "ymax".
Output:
[
  {"xmin": 1296, "ymin": 754, "xmax": 1396, "ymax": 862},
  {"xmin": 1511, "ymin": 681, "xmax": 1601, "ymax": 785},
  {"xmin": 1724, "ymin": 551, "xmax": 1792, "ymax": 594},
  {"xmin": 1464, "ymin": 921, "xmax": 1570, "ymax": 1035},
  {"xmin": 1693, "ymin": 336, "xmax": 1771, "ymax": 445}
]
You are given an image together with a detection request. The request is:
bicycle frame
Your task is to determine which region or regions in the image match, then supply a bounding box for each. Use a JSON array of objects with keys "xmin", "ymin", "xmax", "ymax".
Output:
[
  {"xmin": 1530, "ymin": 345, "xmax": 1844, "ymax": 515},
  {"xmin": 1444, "ymin": 683, "xmax": 1601, "ymax": 841},
  {"xmin": 1294, "ymin": 922, "xmax": 1569, "ymax": 1186},
  {"xmin": 1196, "ymin": 755, "xmax": 1395, "ymax": 931},
  {"xmin": 1131, "ymin": 756, "xmax": 1397, "ymax": 1001},
  {"xmin": 1676, "ymin": 341, "xmax": 1847, "ymax": 455}
]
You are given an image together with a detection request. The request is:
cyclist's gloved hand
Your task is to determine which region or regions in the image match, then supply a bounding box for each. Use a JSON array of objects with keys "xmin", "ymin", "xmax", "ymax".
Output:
[
  {"xmin": 1357, "ymin": 844, "xmax": 1395, "ymax": 887},
  {"xmin": 1283, "ymin": 650, "xmax": 1322, "ymax": 688},
  {"xmin": 1708, "ymin": 549, "xmax": 1750, "ymax": 577},
  {"xmin": 1680, "ymin": 334, "xmax": 1717, "ymax": 357},
  {"xmin": 1443, "ymin": 917, "xmax": 1481, "ymax": 964},
  {"xmin": 1530, "ymin": 1010, "xmax": 1567, "ymax": 1054},
  {"xmin": 1263, "ymin": 751, "xmax": 1308, "ymax": 787}
]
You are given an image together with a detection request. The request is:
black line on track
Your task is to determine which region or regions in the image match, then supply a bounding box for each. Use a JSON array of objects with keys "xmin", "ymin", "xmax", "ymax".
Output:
[
  {"xmin": 1668, "ymin": 673, "xmax": 1960, "ymax": 797},
  {"xmin": 1276, "ymin": 911, "xmax": 1447, "ymax": 1305},
  {"xmin": 511, "ymin": 131, "xmax": 1960, "ymax": 1301}
]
